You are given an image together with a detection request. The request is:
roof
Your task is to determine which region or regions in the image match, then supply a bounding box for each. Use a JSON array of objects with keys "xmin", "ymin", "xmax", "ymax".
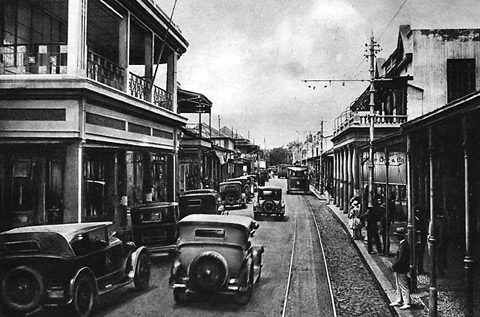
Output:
[
  {"xmin": 287, "ymin": 166, "xmax": 308, "ymax": 171},
  {"xmin": 177, "ymin": 88, "xmax": 212, "ymax": 114},
  {"xmin": 1, "ymin": 222, "xmax": 112, "ymax": 243},
  {"xmin": 258, "ymin": 186, "xmax": 282, "ymax": 191},
  {"xmin": 178, "ymin": 214, "xmax": 254, "ymax": 229},
  {"xmin": 220, "ymin": 181, "xmax": 242, "ymax": 186}
]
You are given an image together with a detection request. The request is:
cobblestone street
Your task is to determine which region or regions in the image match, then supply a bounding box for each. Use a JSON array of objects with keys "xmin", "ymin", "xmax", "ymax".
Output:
[{"xmin": 310, "ymin": 200, "xmax": 393, "ymax": 317}]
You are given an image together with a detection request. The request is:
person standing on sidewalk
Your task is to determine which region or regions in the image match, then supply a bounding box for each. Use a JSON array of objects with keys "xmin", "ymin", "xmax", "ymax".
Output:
[
  {"xmin": 414, "ymin": 206, "xmax": 428, "ymax": 275},
  {"xmin": 348, "ymin": 200, "xmax": 363, "ymax": 240},
  {"xmin": 390, "ymin": 227, "xmax": 412, "ymax": 310},
  {"xmin": 364, "ymin": 205, "xmax": 382, "ymax": 254}
]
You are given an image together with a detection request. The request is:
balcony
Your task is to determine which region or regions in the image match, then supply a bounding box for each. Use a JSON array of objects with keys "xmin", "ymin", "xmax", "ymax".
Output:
[
  {"xmin": 1, "ymin": 45, "xmax": 172, "ymax": 111},
  {"xmin": 334, "ymin": 109, "xmax": 407, "ymax": 136}
]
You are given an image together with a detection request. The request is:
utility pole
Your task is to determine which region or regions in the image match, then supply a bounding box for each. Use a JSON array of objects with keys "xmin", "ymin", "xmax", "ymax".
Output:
[{"xmin": 367, "ymin": 32, "xmax": 379, "ymax": 211}]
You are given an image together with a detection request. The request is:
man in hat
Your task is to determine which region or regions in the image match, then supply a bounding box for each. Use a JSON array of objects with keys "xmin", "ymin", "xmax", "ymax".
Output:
[{"xmin": 389, "ymin": 227, "xmax": 412, "ymax": 310}]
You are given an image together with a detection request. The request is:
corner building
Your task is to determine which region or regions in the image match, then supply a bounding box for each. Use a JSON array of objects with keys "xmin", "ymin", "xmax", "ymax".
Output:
[{"xmin": 0, "ymin": 0, "xmax": 189, "ymax": 231}]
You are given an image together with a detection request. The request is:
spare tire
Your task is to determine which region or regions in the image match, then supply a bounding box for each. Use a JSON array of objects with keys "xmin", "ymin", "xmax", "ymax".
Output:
[
  {"xmin": 225, "ymin": 193, "xmax": 236, "ymax": 205},
  {"xmin": 263, "ymin": 200, "xmax": 276, "ymax": 213},
  {"xmin": 188, "ymin": 251, "xmax": 228, "ymax": 292},
  {"xmin": 2, "ymin": 266, "xmax": 45, "ymax": 313}
]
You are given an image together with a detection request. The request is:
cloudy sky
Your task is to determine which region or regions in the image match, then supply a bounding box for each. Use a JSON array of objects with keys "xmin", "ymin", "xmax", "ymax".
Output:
[{"xmin": 157, "ymin": 0, "xmax": 480, "ymax": 148}]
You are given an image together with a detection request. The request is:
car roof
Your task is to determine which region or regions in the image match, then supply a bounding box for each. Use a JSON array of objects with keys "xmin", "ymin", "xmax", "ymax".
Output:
[
  {"xmin": 258, "ymin": 186, "xmax": 282, "ymax": 191},
  {"xmin": 178, "ymin": 214, "xmax": 254, "ymax": 229},
  {"xmin": 1, "ymin": 222, "xmax": 112, "ymax": 243},
  {"xmin": 220, "ymin": 181, "xmax": 242, "ymax": 186},
  {"xmin": 287, "ymin": 166, "xmax": 308, "ymax": 171},
  {"xmin": 181, "ymin": 189, "xmax": 218, "ymax": 196}
]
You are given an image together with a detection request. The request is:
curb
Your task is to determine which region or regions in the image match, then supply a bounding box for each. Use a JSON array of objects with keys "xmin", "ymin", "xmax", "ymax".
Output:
[{"xmin": 309, "ymin": 188, "xmax": 415, "ymax": 317}]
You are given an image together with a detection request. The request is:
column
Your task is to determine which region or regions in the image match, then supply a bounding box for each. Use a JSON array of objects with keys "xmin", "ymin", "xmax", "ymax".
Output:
[
  {"xmin": 67, "ymin": 0, "xmax": 88, "ymax": 76},
  {"xmin": 64, "ymin": 142, "xmax": 83, "ymax": 223},
  {"xmin": 167, "ymin": 52, "xmax": 178, "ymax": 112},
  {"xmin": 344, "ymin": 146, "xmax": 351, "ymax": 213},
  {"xmin": 335, "ymin": 150, "xmax": 340, "ymax": 206},
  {"xmin": 427, "ymin": 127, "xmax": 438, "ymax": 317},
  {"xmin": 119, "ymin": 12, "xmax": 130, "ymax": 91},
  {"xmin": 343, "ymin": 147, "xmax": 348, "ymax": 212},
  {"xmin": 462, "ymin": 117, "xmax": 473, "ymax": 317},
  {"xmin": 352, "ymin": 146, "xmax": 359, "ymax": 194}
]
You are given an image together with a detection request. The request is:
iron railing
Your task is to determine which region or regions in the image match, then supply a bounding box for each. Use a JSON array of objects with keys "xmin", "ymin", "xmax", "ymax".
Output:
[{"xmin": 87, "ymin": 50, "xmax": 125, "ymax": 91}]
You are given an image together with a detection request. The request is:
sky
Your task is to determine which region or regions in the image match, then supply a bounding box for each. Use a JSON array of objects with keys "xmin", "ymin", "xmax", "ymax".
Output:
[{"xmin": 157, "ymin": 0, "xmax": 480, "ymax": 148}]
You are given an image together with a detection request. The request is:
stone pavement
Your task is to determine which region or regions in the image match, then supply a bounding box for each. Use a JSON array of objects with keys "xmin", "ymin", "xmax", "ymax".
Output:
[{"xmin": 310, "ymin": 187, "xmax": 425, "ymax": 317}]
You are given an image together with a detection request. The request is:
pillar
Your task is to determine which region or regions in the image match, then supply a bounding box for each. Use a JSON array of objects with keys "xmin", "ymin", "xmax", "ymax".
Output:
[
  {"xmin": 67, "ymin": 0, "xmax": 88, "ymax": 76},
  {"xmin": 167, "ymin": 52, "xmax": 178, "ymax": 112},
  {"xmin": 427, "ymin": 127, "xmax": 438, "ymax": 317}
]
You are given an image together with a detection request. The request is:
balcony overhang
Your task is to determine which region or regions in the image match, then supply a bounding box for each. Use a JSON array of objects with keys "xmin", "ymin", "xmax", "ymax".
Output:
[
  {"xmin": 177, "ymin": 88, "xmax": 212, "ymax": 114},
  {"xmin": 350, "ymin": 76, "xmax": 413, "ymax": 111}
]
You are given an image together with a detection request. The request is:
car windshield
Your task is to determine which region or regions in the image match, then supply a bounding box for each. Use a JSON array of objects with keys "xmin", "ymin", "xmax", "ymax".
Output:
[{"xmin": 259, "ymin": 190, "xmax": 281, "ymax": 200}]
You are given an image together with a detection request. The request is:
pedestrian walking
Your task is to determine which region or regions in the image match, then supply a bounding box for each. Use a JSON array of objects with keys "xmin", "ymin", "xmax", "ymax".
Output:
[
  {"xmin": 390, "ymin": 227, "xmax": 412, "ymax": 310},
  {"xmin": 414, "ymin": 206, "xmax": 428, "ymax": 275}
]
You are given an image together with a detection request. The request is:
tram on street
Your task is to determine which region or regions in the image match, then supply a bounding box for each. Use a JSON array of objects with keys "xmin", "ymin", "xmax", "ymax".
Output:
[{"xmin": 286, "ymin": 165, "xmax": 310, "ymax": 194}]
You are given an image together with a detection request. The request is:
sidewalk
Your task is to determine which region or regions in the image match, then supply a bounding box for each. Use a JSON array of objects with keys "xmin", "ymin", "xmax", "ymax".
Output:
[{"xmin": 310, "ymin": 187, "xmax": 425, "ymax": 317}]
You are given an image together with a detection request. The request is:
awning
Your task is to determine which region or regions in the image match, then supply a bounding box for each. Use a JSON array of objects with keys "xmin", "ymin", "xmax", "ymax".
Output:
[
  {"xmin": 215, "ymin": 150, "xmax": 226, "ymax": 165},
  {"xmin": 177, "ymin": 88, "xmax": 212, "ymax": 114}
]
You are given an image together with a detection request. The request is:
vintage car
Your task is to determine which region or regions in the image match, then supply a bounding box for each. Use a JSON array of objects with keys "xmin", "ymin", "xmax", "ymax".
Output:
[
  {"xmin": 169, "ymin": 214, "xmax": 264, "ymax": 305},
  {"xmin": 130, "ymin": 202, "xmax": 180, "ymax": 254},
  {"xmin": 228, "ymin": 176, "xmax": 254, "ymax": 200},
  {"xmin": 287, "ymin": 165, "xmax": 310, "ymax": 194},
  {"xmin": 219, "ymin": 181, "xmax": 247, "ymax": 209},
  {"xmin": 179, "ymin": 189, "xmax": 226, "ymax": 219},
  {"xmin": 253, "ymin": 186, "xmax": 286, "ymax": 220},
  {"xmin": 0, "ymin": 222, "xmax": 150, "ymax": 317}
]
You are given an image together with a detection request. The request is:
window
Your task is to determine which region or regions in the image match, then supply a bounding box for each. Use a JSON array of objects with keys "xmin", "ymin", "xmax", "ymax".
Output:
[
  {"xmin": 447, "ymin": 59, "xmax": 476, "ymax": 102},
  {"xmin": 84, "ymin": 158, "xmax": 106, "ymax": 218}
]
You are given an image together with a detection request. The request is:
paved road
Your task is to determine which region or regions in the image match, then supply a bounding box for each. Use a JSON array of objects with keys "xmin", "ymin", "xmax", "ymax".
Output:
[
  {"xmin": 90, "ymin": 177, "xmax": 335, "ymax": 317},
  {"xmin": 28, "ymin": 178, "xmax": 389, "ymax": 317}
]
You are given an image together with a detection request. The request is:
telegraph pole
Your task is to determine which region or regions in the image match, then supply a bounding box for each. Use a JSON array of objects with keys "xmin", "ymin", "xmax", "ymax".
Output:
[{"xmin": 367, "ymin": 33, "xmax": 379, "ymax": 211}]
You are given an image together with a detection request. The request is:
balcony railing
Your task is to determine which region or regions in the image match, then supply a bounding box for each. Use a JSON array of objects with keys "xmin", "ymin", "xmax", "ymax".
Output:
[
  {"xmin": 87, "ymin": 50, "xmax": 125, "ymax": 91},
  {"xmin": 334, "ymin": 110, "xmax": 407, "ymax": 136},
  {"xmin": 2, "ymin": 45, "xmax": 173, "ymax": 111},
  {"xmin": 0, "ymin": 44, "xmax": 67, "ymax": 75}
]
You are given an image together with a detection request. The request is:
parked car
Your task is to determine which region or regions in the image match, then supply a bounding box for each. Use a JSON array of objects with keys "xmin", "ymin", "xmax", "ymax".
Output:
[
  {"xmin": 169, "ymin": 214, "xmax": 264, "ymax": 305},
  {"xmin": 228, "ymin": 176, "xmax": 254, "ymax": 200},
  {"xmin": 287, "ymin": 165, "xmax": 310, "ymax": 194},
  {"xmin": 130, "ymin": 202, "xmax": 180, "ymax": 254},
  {"xmin": 0, "ymin": 222, "xmax": 150, "ymax": 317},
  {"xmin": 253, "ymin": 186, "xmax": 286, "ymax": 220},
  {"xmin": 219, "ymin": 181, "xmax": 247, "ymax": 209},
  {"xmin": 277, "ymin": 164, "xmax": 289, "ymax": 178},
  {"xmin": 179, "ymin": 189, "xmax": 226, "ymax": 219}
]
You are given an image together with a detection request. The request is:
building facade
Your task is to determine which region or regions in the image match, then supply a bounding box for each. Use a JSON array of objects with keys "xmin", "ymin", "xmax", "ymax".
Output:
[{"xmin": 0, "ymin": 0, "xmax": 188, "ymax": 231}]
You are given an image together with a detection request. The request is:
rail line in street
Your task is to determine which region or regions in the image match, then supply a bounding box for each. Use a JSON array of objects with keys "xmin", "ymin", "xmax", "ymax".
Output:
[{"xmin": 281, "ymin": 191, "xmax": 337, "ymax": 317}]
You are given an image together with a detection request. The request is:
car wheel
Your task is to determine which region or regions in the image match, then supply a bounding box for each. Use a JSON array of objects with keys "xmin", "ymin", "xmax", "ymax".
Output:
[
  {"xmin": 262, "ymin": 200, "xmax": 275, "ymax": 213},
  {"xmin": 134, "ymin": 253, "xmax": 151, "ymax": 291},
  {"xmin": 71, "ymin": 275, "xmax": 95, "ymax": 317},
  {"xmin": 2, "ymin": 266, "xmax": 45, "ymax": 313},
  {"xmin": 189, "ymin": 251, "xmax": 228, "ymax": 292},
  {"xmin": 173, "ymin": 288, "xmax": 189, "ymax": 304}
]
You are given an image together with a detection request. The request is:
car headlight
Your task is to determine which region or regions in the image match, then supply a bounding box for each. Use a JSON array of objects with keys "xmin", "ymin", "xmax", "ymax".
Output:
[
  {"xmin": 241, "ymin": 193, "xmax": 246, "ymax": 199},
  {"xmin": 171, "ymin": 259, "xmax": 185, "ymax": 277}
]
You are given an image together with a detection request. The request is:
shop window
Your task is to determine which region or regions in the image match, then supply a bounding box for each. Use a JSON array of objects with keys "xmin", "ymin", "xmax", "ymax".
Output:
[
  {"xmin": 12, "ymin": 159, "xmax": 36, "ymax": 211},
  {"xmin": 447, "ymin": 59, "xmax": 476, "ymax": 102},
  {"xmin": 84, "ymin": 158, "xmax": 106, "ymax": 218}
]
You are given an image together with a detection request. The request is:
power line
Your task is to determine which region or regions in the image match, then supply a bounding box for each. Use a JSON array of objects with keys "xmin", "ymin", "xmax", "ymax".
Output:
[{"xmin": 378, "ymin": 0, "xmax": 409, "ymax": 41}]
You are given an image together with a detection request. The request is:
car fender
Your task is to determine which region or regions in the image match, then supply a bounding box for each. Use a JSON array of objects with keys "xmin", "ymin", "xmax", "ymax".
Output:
[
  {"xmin": 68, "ymin": 267, "xmax": 98, "ymax": 304},
  {"xmin": 129, "ymin": 246, "xmax": 150, "ymax": 279}
]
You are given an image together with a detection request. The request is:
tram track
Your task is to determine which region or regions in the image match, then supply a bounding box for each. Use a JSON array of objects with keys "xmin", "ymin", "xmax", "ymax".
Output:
[{"xmin": 281, "ymin": 193, "xmax": 337, "ymax": 317}]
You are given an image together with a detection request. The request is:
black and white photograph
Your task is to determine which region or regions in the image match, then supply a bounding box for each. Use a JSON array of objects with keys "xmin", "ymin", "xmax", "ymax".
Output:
[{"xmin": 1, "ymin": 0, "xmax": 479, "ymax": 316}]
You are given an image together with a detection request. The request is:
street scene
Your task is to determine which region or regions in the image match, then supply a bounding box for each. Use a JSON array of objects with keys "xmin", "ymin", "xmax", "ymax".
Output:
[{"xmin": 1, "ymin": 0, "xmax": 479, "ymax": 317}]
